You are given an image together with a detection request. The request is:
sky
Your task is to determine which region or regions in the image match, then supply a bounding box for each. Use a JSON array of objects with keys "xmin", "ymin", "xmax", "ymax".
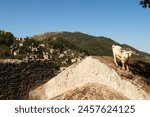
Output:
[{"xmin": 0, "ymin": 0, "xmax": 150, "ymax": 53}]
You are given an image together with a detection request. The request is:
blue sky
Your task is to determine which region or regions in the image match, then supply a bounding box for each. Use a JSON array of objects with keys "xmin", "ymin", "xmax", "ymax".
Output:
[{"xmin": 0, "ymin": 0, "xmax": 150, "ymax": 53}]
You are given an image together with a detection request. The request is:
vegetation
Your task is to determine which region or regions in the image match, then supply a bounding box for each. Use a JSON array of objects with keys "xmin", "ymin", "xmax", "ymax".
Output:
[
  {"xmin": 33, "ymin": 31, "xmax": 150, "ymax": 62},
  {"xmin": 33, "ymin": 32, "xmax": 118, "ymax": 56},
  {"xmin": 140, "ymin": 0, "xmax": 150, "ymax": 8},
  {"xmin": 0, "ymin": 30, "xmax": 15, "ymax": 58},
  {"xmin": 1, "ymin": 30, "xmax": 150, "ymax": 63}
]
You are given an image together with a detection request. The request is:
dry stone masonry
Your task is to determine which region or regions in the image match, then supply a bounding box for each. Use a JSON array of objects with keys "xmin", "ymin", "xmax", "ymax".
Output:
[{"xmin": 0, "ymin": 60, "xmax": 56, "ymax": 99}]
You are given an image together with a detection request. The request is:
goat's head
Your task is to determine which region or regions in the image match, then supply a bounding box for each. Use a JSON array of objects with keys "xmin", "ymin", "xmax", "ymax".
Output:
[
  {"xmin": 112, "ymin": 45, "xmax": 115, "ymax": 49},
  {"xmin": 128, "ymin": 51, "xmax": 135, "ymax": 57}
]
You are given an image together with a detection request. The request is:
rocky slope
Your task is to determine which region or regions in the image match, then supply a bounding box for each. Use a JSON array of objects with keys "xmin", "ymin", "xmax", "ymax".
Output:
[
  {"xmin": 29, "ymin": 56, "xmax": 150, "ymax": 100},
  {"xmin": 51, "ymin": 83, "xmax": 128, "ymax": 100}
]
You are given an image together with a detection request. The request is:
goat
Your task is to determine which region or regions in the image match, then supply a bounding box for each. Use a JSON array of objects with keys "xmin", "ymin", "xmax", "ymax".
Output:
[{"xmin": 112, "ymin": 45, "xmax": 135, "ymax": 71}]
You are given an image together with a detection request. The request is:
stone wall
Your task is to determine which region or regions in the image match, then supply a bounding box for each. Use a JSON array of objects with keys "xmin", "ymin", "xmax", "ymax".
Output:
[{"xmin": 0, "ymin": 60, "xmax": 57, "ymax": 99}]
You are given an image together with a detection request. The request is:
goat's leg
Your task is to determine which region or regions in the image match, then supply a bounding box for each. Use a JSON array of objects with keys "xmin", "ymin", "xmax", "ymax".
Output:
[
  {"xmin": 122, "ymin": 60, "xmax": 125, "ymax": 70},
  {"xmin": 122, "ymin": 64, "xmax": 125, "ymax": 70},
  {"xmin": 114, "ymin": 56, "xmax": 119, "ymax": 66},
  {"xmin": 126, "ymin": 61, "xmax": 129, "ymax": 71},
  {"xmin": 126, "ymin": 65, "xmax": 129, "ymax": 71}
]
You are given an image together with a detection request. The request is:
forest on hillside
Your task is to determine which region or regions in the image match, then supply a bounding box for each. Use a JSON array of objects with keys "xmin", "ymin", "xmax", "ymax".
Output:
[{"xmin": 0, "ymin": 30, "xmax": 150, "ymax": 63}]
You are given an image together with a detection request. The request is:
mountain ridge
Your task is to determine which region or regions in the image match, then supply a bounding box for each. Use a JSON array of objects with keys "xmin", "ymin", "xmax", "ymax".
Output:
[
  {"xmin": 32, "ymin": 31, "xmax": 150, "ymax": 61},
  {"xmin": 0, "ymin": 30, "xmax": 150, "ymax": 63}
]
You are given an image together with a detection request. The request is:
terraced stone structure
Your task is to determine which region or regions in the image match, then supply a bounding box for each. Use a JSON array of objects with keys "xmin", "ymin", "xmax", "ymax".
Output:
[{"xmin": 0, "ymin": 59, "xmax": 56, "ymax": 99}]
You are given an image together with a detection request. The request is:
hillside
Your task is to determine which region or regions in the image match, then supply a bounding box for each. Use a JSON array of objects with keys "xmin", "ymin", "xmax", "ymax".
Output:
[
  {"xmin": 1, "ymin": 30, "xmax": 150, "ymax": 100},
  {"xmin": 0, "ymin": 30, "xmax": 87, "ymax": 68},
  {"xmin": 33, "ymin": 31, "xmax": 119, "ymax": 56},
  {"xmin": 32, "ymin": 31, "xmax": 150, "ymax": 62},
  {"xmin": 0, "ymin": 30, "xmax": 150, "ymax": 64}
]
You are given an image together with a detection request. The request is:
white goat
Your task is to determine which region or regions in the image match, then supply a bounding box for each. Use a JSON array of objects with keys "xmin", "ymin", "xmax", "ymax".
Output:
[{"xmin": 112, "ymin": 45, "xmax": 134, "ymax": 70}]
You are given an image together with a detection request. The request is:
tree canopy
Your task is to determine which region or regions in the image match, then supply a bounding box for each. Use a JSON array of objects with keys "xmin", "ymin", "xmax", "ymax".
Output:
[{"xmin": 140, "ymin": 0, "xmax": 150, "ymax": 8}]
